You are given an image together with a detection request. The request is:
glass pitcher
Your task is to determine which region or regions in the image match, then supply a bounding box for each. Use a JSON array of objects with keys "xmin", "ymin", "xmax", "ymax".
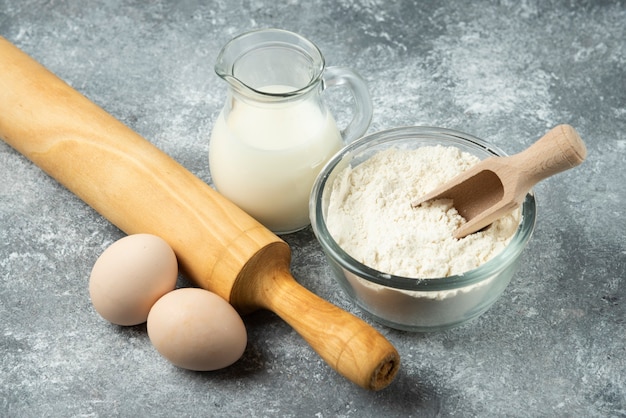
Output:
[{"xmin": 209, "ymin": 28, "xmax": 372, "ymax": 234}]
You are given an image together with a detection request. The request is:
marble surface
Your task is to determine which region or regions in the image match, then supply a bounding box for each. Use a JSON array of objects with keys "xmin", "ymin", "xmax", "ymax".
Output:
[{"xmin": 1, "ymin": 1, "xmax": 625, "ymax": 416}]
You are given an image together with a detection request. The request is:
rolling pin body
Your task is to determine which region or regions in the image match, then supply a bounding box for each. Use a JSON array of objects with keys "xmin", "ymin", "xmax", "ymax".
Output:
[{"xmin": 0, "ymin": 37, "xmax": 399, "ymax": 390}]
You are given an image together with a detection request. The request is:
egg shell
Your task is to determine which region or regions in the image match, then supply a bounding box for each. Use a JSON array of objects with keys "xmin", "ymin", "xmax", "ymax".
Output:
[
  {"xmin": 147, "ymin": 288, "xmax": 247, "ymax": 371},
  {"xmin": 89, "ymin": 233, "xmax": 178, "ymax": 326}
]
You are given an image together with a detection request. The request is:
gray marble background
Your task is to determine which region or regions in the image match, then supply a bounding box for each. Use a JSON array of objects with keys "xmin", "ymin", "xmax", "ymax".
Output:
[{"xmin": 1, "ymin": 0, "xmax": 625, "ymax": 417}]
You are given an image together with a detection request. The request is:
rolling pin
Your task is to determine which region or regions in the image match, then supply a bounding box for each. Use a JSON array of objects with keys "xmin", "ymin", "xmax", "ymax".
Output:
[{"xmin": 0, "ymin": 37, "xmax": 399, "ymax": 390}]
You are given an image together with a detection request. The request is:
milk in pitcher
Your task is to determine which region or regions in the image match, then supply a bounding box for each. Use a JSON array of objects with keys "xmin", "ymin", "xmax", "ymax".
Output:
[{"xmin": 209, "ymin": 85, "xmax": 343, "ymax": 234}]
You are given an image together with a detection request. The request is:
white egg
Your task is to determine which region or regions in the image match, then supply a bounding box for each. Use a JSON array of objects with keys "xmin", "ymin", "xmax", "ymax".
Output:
[
  {"xmin": 147, "ymin": 288, "xmax": 247, "ymax": 371},
  {"xmin": 89, "ymin": 233, "xmax": 178, "ymax": 326}
]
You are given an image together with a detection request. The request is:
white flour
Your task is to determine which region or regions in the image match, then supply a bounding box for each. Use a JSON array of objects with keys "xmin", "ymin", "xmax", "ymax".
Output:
[{"xmin": 326, "ymin": 145, "xmax": 520, "ymax": 279}]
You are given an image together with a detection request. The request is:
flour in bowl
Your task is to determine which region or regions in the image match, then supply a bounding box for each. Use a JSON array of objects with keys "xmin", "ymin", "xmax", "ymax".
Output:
[{"xmin": 326, "ymin": 145, "xmax": 520, "ymax": 278}]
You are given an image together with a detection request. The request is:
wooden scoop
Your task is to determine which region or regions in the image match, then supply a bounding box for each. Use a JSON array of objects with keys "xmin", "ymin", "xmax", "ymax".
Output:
[
  {"xmin": 0, "ymin": 37, "xmax": 399, "ymax": 390},
  {"xmin": 411, "ymin": 125, "xmax": 587, "ymax": 239}
]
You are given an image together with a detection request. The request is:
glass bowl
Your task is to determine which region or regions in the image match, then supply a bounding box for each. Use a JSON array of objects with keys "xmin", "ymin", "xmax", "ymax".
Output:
[{"xmin": 309, "ymin": 126, "xmax": 536, "ymax": 332}]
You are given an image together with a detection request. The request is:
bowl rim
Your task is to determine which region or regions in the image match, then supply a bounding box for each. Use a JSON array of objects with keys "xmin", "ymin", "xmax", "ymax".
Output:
[{"xmin": 309, "ymin": 125, "xmax": 537, "ymax": 292}]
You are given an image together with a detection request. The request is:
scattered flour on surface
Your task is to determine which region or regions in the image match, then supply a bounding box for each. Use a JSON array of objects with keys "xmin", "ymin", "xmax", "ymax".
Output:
[{"xmin": 326, "ymin": 145, "xmax": 520, "ymax": 278}]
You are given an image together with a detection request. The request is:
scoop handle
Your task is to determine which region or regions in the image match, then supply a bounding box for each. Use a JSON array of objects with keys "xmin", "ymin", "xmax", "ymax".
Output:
[{"xmin": 511, "ymin": 124, "xmax": 587, "ymax": 187}]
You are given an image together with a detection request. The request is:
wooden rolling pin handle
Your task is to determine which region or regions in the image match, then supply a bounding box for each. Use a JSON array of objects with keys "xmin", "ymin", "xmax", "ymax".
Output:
[
  {"xmin": 0, "ymin": 37, "xmax": 400, "ymax": 390},
  {"xmin": 231, "ymin": 242, "xmax": 400, "ymax": 390},
  {"xmin": 264, "ymin": 275, "xmax": 400, "ymax": 391}
]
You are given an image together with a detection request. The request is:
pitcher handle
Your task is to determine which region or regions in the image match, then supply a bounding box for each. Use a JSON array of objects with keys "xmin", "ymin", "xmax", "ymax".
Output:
[{"xmin": 322, "ymin": 66, "xmax": 373, "ymax": 144}]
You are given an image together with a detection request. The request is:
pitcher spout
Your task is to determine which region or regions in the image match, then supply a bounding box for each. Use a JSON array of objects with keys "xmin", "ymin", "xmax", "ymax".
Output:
[{"xmin": 214, "ymin": 28, "xmax": 325, "ymax": 97}]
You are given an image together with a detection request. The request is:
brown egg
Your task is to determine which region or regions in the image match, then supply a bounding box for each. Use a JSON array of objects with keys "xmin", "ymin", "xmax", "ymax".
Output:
[
  {"xmin": 147, "ymin": 288, "xmax": 247, "ymax": 371},
  {"xmin": 89, "ymin": 234, "xmax": 178, "ymax": 326}
]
